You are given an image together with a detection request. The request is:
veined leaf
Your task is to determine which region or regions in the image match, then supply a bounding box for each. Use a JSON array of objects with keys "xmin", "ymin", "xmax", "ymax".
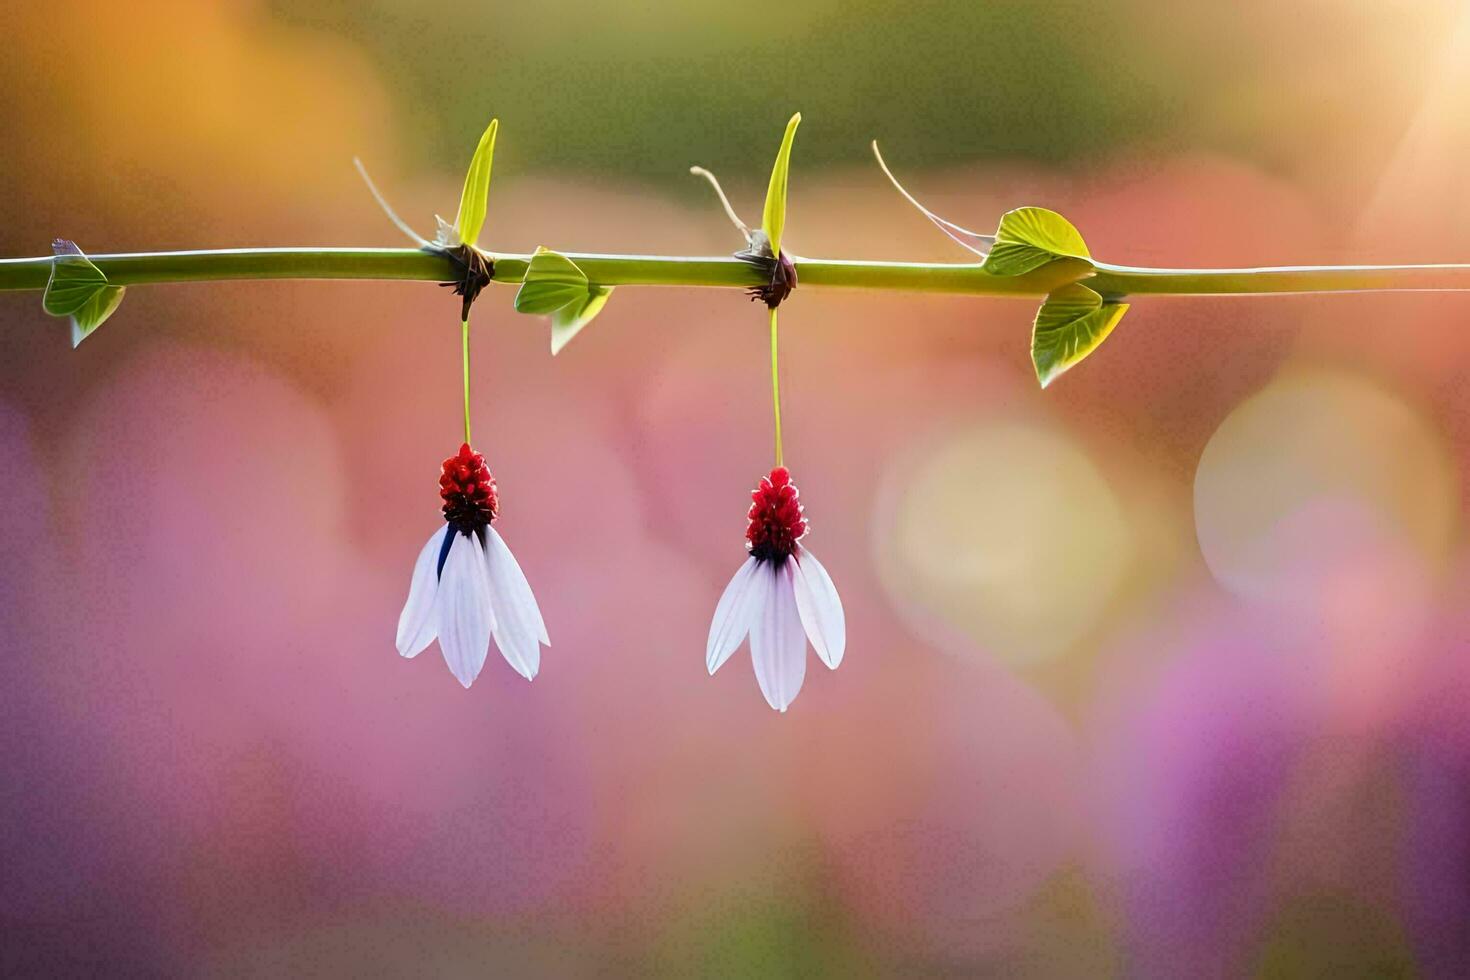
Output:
[
  {"xmin": 550, "ymin": 285, "xmax": 613, "ymax": 355},
  {"xmin": 982, "ymin": 207, "xmax": 1092, "ymax": 277},
  {"xmin": 69, "ymin": 286, "xmax": 126, "ymax": 348},
  {"xmin": 514, "ymin": 248, "xmax": 613, "ymax": 354},
  {"xmin": 514, "ymin": 247, "xmax": 588, "ymax": 314},
  {"xmin": 761, "ymin": 113, "xmax": 801, "ymax": 258},
  {"xmin": 44, "ymin": 240, "xmax": 108, "ymax": 315},
  {"xmin": 43, "ymin": 240, "xmax": 126, "ymax": 347},
  {"xmin": 453, "ymin": 118, "xmax": 498, "ymax": 248},
  {"xmin": 1030, "ymin": 283, "xmax": 1128, "ymax": 388}
]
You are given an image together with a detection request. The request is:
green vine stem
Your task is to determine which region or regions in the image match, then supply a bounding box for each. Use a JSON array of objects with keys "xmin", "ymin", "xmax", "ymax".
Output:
[{"xmin": 7, "ymin": 247, "xmax": 1470, "ymax": 300}]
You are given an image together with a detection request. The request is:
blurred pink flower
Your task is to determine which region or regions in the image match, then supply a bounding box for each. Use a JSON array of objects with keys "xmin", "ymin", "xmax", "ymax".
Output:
[
  {"xmin": 397, "ymin": 443, "xmax": 548, "ymax": 687},
  {"xmin": 707, "ymin": 466, "xmax": 845, "ymax": 711}
]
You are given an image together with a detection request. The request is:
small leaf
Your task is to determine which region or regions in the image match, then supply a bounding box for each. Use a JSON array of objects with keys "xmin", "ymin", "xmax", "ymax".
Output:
[
  {"xmin": 1030, "ymin": 283, "xmax": 1128, "ymax": 388},
  {"xmin": 44, "ymin": 240, "xmax": 108, "ymax": 315},
  {"xmin": 982, "ymin": 207, "xmax": 1092, "ymax": 277},
  {"xmin": 44, "ymin": 240, "xmax": 126, "ymax": 346},
  {"xmin": 761, "ymin": 112, "xmax": 801, "ymax": 258},
  {"xmin": 550, "ymin": 285, "xmax": 613, "ymax": 355},
  {"xmin": 514, "ymin": 247, "xmax": 588, "ymax": 315},
  {"xmin": 453, "ymin": 118, "xmax": 498, "ymax": 248},
  {"xmin": 514, "ymin": 249, "xmax": 613, "ymax": 354}
]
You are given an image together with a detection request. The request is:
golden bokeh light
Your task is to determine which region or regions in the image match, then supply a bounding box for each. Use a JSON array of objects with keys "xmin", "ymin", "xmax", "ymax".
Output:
[
  {"xmin": 877, "ymin": 421, "xmax": 1134, "ymax": 666},
  {"xmin": 1194, "ymin": 369, "xmax": 1458, "ymax": 604}
]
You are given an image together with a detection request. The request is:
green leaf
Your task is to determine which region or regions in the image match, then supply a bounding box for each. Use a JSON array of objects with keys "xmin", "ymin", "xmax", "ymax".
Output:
[
  {"xmin": 761, "ymin": 112, "xmax": 801, "ymax": 258},
  {"xmin": 550, "ymin": 285, "xmax": 613, "ymax": 355},
  {"xmin": 453, "ymin": 117, "xmax": 498, "ymax": 248},
  {"xmin": 69, "ymin": 286, "xmax": 126, "ymax": 348},
  {"xmin": 44, "ymin": 241, "xmax": 108, "ymax": 315},
  {"xmin": 982, "ymin": 207, "xmax": 1092, "ymax": 277},
  {"xmin": 43, "ymin": 240, "xmax": 126, "ymax": 347},
  {"xmin": 514, "ymin": 247, "xmax": 588, "ymax": 315},
  {"xmin": 514, "ymin": 248, "xmax": 613, "ymax": 354},
  {"xmin": 1030, "ymin": 283, "xmax": 1128, "ymax": 388}
]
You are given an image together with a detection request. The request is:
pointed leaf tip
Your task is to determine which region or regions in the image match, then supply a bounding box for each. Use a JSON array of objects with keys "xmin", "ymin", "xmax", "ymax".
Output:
[
  {"xmin": 453, "ymin": 117, "xmax": 498, "ymax": 248},
  {"xmin": 44, "ymin": 240, "xmax": 125, "ymax": 346},
  {"xmin": 69, "ymin": 286, "xmax": 125, "ymax": 348},
  {"xmin": 550, "ymin": 285, "xmax": 613, "ymax": 355},
  {"xmin": 1030, "ymin": 283, "xmax": 1128, "ymax": 387},
  {"xmin": 982, "ymin": 207, "xmax": 1092, "ymax": 277},
  {"xmin": 761, "ymin": 112, "xmax": 802, "ymax": 258}
]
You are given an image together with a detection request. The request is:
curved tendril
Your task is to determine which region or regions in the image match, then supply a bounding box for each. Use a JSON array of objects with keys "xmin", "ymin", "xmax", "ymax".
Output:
[
  {"xmin": 353, "ymin": 157, "xmax": 431, "ymax": 249},
  {"xmin": 689, "ymin": 166, "xmax": 753, "ymax": 242},
  {"xmin": 870, "ymin": 141, "xmax": 995, "ymax": 256}
]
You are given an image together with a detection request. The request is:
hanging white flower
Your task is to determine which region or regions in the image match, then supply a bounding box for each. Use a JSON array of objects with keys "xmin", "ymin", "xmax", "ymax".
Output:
[
  {"xmin": 396, "ymin": 443, "xmax": 548, "ymax": 688},
  {"xmin": 706, "ymin": 466, "xmax": 845, "ymax": 711}
]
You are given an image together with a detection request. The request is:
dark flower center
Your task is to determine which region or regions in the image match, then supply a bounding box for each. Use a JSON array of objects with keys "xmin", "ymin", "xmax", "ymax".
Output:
[
  {"xmin": 440, "ymin": 442, "xmax": 498, "ymax": 536},
  {"xmin": 746, "ymin": 466, "xmax": 808, "ymax": 563}
]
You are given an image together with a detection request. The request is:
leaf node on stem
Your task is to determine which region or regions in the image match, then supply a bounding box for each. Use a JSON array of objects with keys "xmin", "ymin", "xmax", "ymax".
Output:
[{"xmin": 440, "ymin": 244, "xmax": 495, "ymax": 321}]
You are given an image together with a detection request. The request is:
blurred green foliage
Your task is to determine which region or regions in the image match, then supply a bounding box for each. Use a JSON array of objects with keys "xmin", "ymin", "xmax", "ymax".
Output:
[
  {"xmin": 266, "ymin": 0, "xmax": 1175, "ymax": 184},
  {"xmin": 267, "ymin": 0, "xmax": 1470, "ymax": 217},
  {"xmin": 1254, "ymin": 893, "xmax": 1417, "ymax": 979}
]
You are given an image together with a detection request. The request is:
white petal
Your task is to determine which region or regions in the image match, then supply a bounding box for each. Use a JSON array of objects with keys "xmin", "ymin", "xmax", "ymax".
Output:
[
  {"xmin": 706, "ymin": 556, "xmax": 763, "ymax": 675},
  {"xmin": 483, "ymin": 527, "xmax": 548, "ymax": 682},
  {"xmin": 436, "ymin": 531, "xmax": 496, "ymax": 688},
  {"xmin": 793, "ymin": 545, "xmax": 846, "ymax": 670},
  {"xmin": 396, "ymin": 525, "xmax": 448, "ymax": 658},
  {"xmin": 749, "ymin": 561, "xmax": 807, "ymax": 712}
]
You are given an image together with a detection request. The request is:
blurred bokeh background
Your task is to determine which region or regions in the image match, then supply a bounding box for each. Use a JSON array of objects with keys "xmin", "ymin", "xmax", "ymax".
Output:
[{"xmin": 5, "ymin": 0, "xmax": 1470, "ymax": 975}]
